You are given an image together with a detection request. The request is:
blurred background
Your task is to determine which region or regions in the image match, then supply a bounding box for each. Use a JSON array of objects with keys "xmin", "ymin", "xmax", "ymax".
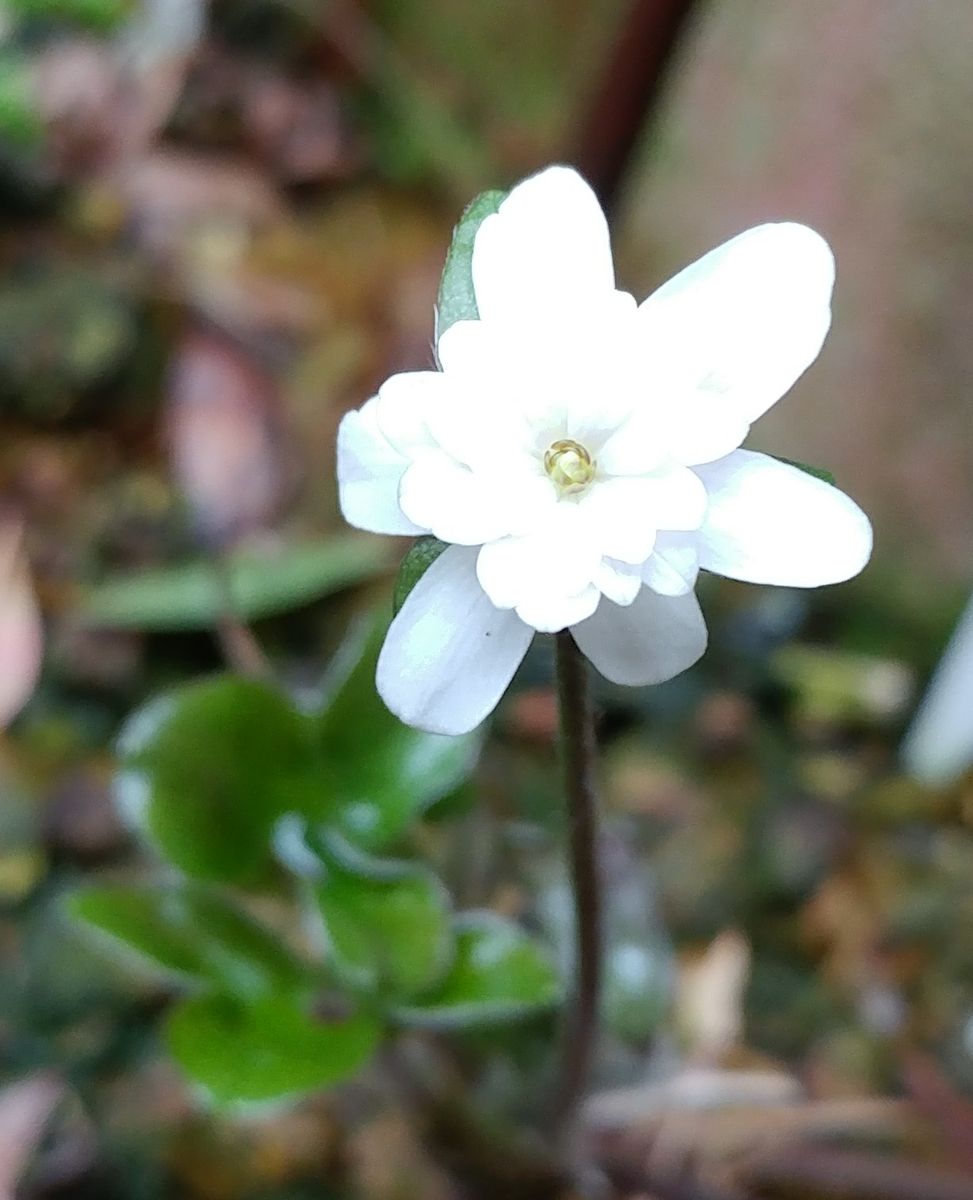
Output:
[{"xmin": 3, "ymin": 1, "xmax": 973, "ymax": 1197}]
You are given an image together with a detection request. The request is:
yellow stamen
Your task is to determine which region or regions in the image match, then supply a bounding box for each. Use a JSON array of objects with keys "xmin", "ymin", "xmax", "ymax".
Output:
[{"xmin": 544, "ymin": 439, "xmax": 596, "ymax": 494}]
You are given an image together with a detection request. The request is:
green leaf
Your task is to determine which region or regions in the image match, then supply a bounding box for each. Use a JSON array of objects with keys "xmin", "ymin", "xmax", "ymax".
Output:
[
  {"xmin": 166, "ymin": 994, "xmax": 381, "ymax": 1105},
  {"xmin": 310, "ymin": 836, "xmax": 453, "ymax": 999},
  {"xmin": 6, "ymin": 0, "xmax": 131, "ymax": 32},
  {"xmin": 773, "ymin": 456, "xmax": 836, "ymax": 486},
  {"xmin": 0, "ymin": 54, "xmax": 43, "ymax": 150},
  {"xmin": 434, "ymin": 189, "xmax": 505, "ymax": 343},
  {"xmin": 70, "ymin": 883, "xmax": 306, "ymax": 999},
  {"xmin": 81, "ymin": 536, "xmax": 390, "ymax": 631},
  {"xmin": 392, "ymin": 536, "xmax": 448, "ymax": 615},
  {"xmin": 392, "ymin": 912, "xmax": 560, "ymax": 1029},
  {"xmin": 117, "ymin": 676, "xmax": 318, "ymax": 884},
  {"xmin": 317, "ymin": 617, "xmax": 480, "ymax": 850}
]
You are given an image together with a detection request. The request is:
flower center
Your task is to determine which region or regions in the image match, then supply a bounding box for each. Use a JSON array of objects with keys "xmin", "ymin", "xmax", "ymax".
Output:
[{"xmin": 544, "ymin": 438, "xmax": 596, "ymax": 495}]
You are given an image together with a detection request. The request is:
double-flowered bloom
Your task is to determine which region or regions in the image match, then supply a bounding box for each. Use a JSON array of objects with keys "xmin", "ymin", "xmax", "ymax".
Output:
[{"xmin": 338, "ymin": 166, "xmax": 872, "ymax": 735}]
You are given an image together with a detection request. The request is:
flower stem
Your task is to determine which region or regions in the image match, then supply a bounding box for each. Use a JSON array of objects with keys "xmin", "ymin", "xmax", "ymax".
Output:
[{"xmin": 551, "ymin": 629, "xmax": 602, "ymax": 1143}]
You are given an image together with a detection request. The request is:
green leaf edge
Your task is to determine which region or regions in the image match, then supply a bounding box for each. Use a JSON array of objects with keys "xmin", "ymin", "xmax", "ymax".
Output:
[
  {"xmin": 773, "ymin": 455, "xmax": 836, "ymax": 486},
  {"xmin": 164, "ymin": 993, "xmax": 383, "ymax": 1107},
  {"xmin": 80, "ymin": 535, "xmax": 390, "ymax": 631},
  {"xmin": 308, "ymin": 831, "xmax": 456, "ymax": 1002},
  {"xmin": 68, "ymin": 882, "xmax": 308, "ymax": 998},
  {"xmin": 389, "ymin": 910, "xmax": 561, "ymax": 1030}
]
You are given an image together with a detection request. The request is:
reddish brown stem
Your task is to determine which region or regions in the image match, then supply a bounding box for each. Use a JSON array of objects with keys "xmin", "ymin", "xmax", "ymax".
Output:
[
  {"xmin": 550, "ymin": 630, "xmax": 602, "ymax": 1144},
  {"xmin": 573, "ymin": 0, "xmax": 703, "ymax": 215}
]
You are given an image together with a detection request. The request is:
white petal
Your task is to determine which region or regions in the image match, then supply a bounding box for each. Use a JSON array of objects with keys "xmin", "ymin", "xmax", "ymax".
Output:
[
  {"xmin": 398, "ymin": 450, "xmax": 510, "ymax": 546},
  {"xmin": 515, "ymin": 584, "xmax": 601, "ymax": 633},
  {"xmin": 374, "ymin": 372, "xmax": 447, "ymax": 454},
  {"xmin": 476, "ymin": 512, "xmax": 602, "ymax": 610},
  {"xmin": 437, "ymin": 319, "xmax": 499, "ymax": 378},
  {"xmin": 598, "ymin": 394, "xmax": 749, "ymax": 474},
  {"xmin": 471, "ymin": 166, "xmax": 615, "ymax": 326},
  {"xmin": 578, "ymin": 478, "xmax": 658, "ymax": 564},
  {"xmin": 571, "ymin": 587, "xmax": 707, "ymax": 686},
  {"xmin": 595, "ymin": 412, "xmax": 669, "ymax": 476},
  {"xmin": 423, "ymin": 388, "xmax": 537, "ymax": 477},
  {"xmin": 660, "ymin": 395, "xmax": 751, "ymax": 466},
  {"xmin": 694, "ymin": 450, "xmax": 872, "ymax": 586},
  {"xmin": 337, "ymin": 399, "xmax": 424, "ymax": 535},
  {"xmin": 376, "ymin": 545, "xmax": 533, "ymax": 735},
  {"xmin": 638, "ymin": 223, "xmax": 835, "ymax": 423},
  {"xmin": 641, "ymin": 534, "xmax": 700, "ymax": 596},
  {"xmin": 579, "ymin": 468, "xmax": 707, "ymax": 563},
  {"xmin": 594, "ymin": 558, "xmax": 642, "ymax": 606}
]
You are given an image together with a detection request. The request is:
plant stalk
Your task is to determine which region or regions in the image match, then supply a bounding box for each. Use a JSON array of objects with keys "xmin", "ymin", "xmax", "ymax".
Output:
[{"xmin": 551, "ymin": 629, "xmax": 603, "ymax": 1143}]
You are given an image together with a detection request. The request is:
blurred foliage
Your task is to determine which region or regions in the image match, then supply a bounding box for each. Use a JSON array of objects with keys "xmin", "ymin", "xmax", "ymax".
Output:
[
  {"xmin": 81, "ymin": 537, "xmax": 391, "ymax": 631},
  {"xmin": 0, "ymin": 52, "xmax": 42, "ymax": 147},
  {"xmin": 6, "ymin": 0, "xmax": 132, "ymax": 32}
]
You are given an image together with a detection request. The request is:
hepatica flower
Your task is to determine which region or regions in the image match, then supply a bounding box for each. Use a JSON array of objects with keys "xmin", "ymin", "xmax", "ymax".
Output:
[{"xmin": 337, "ymin": 166, "xmax": 872, "ymax": 735}]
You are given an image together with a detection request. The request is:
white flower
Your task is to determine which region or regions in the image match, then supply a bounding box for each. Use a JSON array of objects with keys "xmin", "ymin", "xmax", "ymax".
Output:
[{"xmin": 337, "ymin": 166, "xmax": 872, "ymax": 735}]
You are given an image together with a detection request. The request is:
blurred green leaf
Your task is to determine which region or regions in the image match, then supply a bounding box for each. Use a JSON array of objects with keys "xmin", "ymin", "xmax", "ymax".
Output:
[
  {"xmin": 117, "ymin": 676, "xmax": 319, "ymax": 884},
  {"xmin": 6, "ymin": 0, "xmax": 131, "ymax": 32},
  {"xmin": 435, "ymin": 189, "xmax": 505, "ymax": 343},
  {"xmin": 166, "ymin": 994, "xmax": 381, "ymax": 1105},
  {"xmin": 311, "ymin": 836, "xmax": 452, "ymax": 999},
  {"xmin": 773, "ymin": 456, "xmax": 836, "ymax": 487},
  {"xmin": 81, "ymin": 536, "xmax": 390, "ymax": 631},
  {"xmin": 0, "ymin": 54, "xmax": 42, "ymax": 149},
  {"xmin": 70, "ymin": 883, "xmax": 307, "ymax": 999},
  {"xmin": 318, "ymin": 617, "xmax": 480, "ymax": 850},
  {"xmin": 392, "ymin": 536, "xmax": 447, "ymax": 615},
  {"xmin": 392, "ymin": 912, "xmax": 560, "ymax": 1028}
]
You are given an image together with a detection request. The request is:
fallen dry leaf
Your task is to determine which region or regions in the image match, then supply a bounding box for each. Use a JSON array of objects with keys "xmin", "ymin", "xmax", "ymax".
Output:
[
  {"xmin": 0, "ymin": 519, "xmax": 43, "ymax": 728},
  {"xmin": 166, "ymin": 328, "xmax": 288, "ymax": 545},
  {"xmin": 677, "ymin": 930, "xmax": 751, "ymax": 1061},
  {"xmin": 0, "ymin": 1073, "xmax": 64, "ymax": 1200}
]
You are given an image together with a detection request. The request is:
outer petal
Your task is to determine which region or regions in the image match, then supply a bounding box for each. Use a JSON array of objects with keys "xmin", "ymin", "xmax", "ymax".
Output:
[
  {"xmin": 641, "ymin": 533, "xmax": 700, "ymax": 596},
  {"xmin": 571, "ymin": 587, "xmax": 707, "ymax": 686},
  {"xmin": 471, "ymin": 166, "xmax": 615, "ymax": 326},
  {"xmin": 694, "ymin": 450, "xmax": 872, "ymax": 586},
  {"xmin": 376, "ymin": 545, "xmax": 533, "ymax": 735},
  {"xmin": 337, "ymin": 399, "xmax": 424, "ymax": 535},
  {"xmin": 638, "ymin": 223, "xmax": 835, "ymax": 423}
]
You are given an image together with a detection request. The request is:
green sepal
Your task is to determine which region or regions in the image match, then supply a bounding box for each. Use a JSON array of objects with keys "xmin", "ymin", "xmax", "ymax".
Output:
[
  {"xmin": 392, "ymin": 536, "xmax": 448, "ymax": 615},
  {"xmin": 434, "ymin": 189, "xmax": 505, "ymax": 345}
]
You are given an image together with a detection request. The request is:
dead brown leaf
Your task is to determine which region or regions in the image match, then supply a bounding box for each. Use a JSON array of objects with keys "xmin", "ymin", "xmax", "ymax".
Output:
[{"xmin": 0, "ymin": 519, "xmax": 43, "ymax": 727}]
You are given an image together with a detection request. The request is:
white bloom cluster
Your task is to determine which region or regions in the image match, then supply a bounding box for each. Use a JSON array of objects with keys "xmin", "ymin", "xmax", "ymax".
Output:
[{"xmin": 338, "ymin": 167, "xmax": 872, "ymax": 734}]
